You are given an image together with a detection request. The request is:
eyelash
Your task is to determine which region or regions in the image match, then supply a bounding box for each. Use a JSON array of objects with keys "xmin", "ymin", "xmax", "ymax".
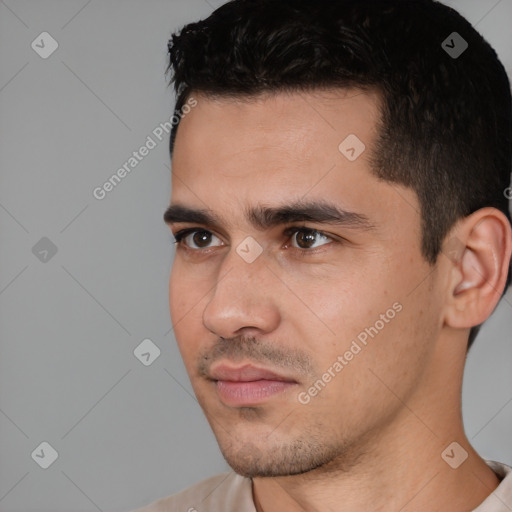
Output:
[{"xmin": 172, "ymin": 227, "xmax": 335, "ymax": 256}]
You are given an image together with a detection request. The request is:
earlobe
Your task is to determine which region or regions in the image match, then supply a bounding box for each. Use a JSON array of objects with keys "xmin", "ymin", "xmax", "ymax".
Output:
[{"xmin": 444, "ymin": 208, "xmax": 512, "ymax": 328}]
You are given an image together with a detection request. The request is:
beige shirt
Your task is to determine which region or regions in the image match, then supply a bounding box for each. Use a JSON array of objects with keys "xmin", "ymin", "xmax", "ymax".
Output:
[{"xmin": 131, "ymin": 460, "xmax": 512, "ymax": 512}]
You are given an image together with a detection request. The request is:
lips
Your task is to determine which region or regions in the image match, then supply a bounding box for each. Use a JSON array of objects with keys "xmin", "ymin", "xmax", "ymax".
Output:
[
  {"xmin": 210, "ymin": 364, "xmax": 296, "ymax": 383},
  {"xmin": 209, "ymin": 364, "xmax": 298, "ymax": 407}
]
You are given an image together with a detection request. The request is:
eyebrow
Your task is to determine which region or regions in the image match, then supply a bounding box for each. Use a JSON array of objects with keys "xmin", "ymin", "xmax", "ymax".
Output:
[{"xmin": 163, "ymin": 200, "xmax": 375, "ymax": 232}]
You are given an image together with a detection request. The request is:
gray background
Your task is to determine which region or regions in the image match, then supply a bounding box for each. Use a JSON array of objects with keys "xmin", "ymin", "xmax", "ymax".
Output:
[{"xmin": 0, "ymin": 1, "xmax": 511, "ymax": 511}]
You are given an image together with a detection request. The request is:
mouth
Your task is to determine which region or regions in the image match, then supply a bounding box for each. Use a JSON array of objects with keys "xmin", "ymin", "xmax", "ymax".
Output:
[{"xmin": 209, "ymin": 363, "xmax": 298, "ymax": 407}]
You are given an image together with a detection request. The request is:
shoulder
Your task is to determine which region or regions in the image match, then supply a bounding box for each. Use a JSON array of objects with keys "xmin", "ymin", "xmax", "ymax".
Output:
[
  {"xmin": 484, "ymin": 460, "xmax": 512, "ymax": 481},
  {"xmin": 129, "ymin": 471, "xmax": 255, "ymax": 512},
  {"xmin": 472, "ymin": 460, "xmax": 512, "ymax": 511}
]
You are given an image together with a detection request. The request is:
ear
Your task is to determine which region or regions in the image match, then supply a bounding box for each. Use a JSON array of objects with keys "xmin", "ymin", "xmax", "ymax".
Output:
[{"xmin": 443, "ymin": 208, "xmax": 512, "ymax": 330}]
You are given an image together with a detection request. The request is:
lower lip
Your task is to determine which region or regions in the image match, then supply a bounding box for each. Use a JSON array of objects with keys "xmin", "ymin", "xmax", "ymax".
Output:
[{"xmin": 215, "ymin": 380, "xmax": 296, "ymax": 407}]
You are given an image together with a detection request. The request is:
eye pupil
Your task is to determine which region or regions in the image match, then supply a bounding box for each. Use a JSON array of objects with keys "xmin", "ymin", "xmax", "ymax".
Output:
[
  {"xmin": 296, "ymin": 230, "xmax": 316, "ymax": 249},
  {"xmin": 193, "ymin": 231, "xmax": 212, "ymax": 247}
]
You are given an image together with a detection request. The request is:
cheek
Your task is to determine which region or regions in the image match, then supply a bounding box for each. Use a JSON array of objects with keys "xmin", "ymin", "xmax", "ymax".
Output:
[
  {"xmin": 169, "ymin": 260, "xmax": 208, "ymax": 320},
  {"xmin": 168, "ymin": 265, "xmax": 183, "ymax": 317},
  {"xmin": 169, "ymin": 263, "xmax": 207, "ymax": 363},
  {"xmin": 298, "ymin": 299, "xmax": 431, "ymax": 433},
  {"xmin": 299, "ymin": 257, "xmax": 427, "ymax": 374},
  {"xmin": 290, "ymin": 266, "xmax": 386, "ymax": 346}
]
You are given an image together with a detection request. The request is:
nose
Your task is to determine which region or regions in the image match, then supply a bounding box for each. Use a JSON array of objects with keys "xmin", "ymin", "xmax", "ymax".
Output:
[{"xmin": 202, "ymin": 247, "xmax": 281, "ymax": 339}]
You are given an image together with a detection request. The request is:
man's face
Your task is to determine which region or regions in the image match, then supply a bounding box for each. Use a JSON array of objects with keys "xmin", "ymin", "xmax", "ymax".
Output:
[{"xmin": 166, "ymin": 89, "xmax": 445, "ymax": 477}]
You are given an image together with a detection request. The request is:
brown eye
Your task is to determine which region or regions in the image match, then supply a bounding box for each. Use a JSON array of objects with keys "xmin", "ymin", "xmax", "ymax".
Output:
[
  {"xmin": 290, "ymin": 229, "xmax": 332, "ymax": 249},
  {"xmin": 177, "ymin": 230, "xmax": 223, "ymax": 249},
  {"xmin": 190, "ymin": 231, "xmax": 213, "ymax": 248}
]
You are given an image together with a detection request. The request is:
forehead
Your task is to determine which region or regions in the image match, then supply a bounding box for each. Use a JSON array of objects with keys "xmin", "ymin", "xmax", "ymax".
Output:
[
  {"xmin": 174, "ymin": 88, "xmax": 380, "ymax": 158},
  {"xmin": 171, "ymin": 89, "xmax": 400, "ymax": 224}
]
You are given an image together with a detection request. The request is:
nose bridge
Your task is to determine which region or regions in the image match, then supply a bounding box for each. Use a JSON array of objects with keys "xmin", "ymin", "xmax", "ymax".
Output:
[
  {"xmin": 202, "ymin": 243, "xmax": 280, "ymax": 337},
  {"xmin": 216, "ymin": 236, "xmax": 269, "ymax": 297}
]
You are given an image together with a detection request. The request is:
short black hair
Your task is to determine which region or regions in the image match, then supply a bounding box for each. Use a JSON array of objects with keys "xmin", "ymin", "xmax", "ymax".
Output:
[{"xmin": 166, "ymin": 0, "xmax": 512, "ymax": 351}]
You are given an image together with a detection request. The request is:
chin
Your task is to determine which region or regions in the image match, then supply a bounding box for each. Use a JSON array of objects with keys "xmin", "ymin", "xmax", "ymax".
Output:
[{"xmin": 218, "ymin": 436, "xmax": 342, "ymax": 478}]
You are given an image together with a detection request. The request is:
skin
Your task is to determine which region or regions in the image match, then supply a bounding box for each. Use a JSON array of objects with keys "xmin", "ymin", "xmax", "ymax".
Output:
[{"xmin": 165, "ymin": 88, "xmax": 512, "ymax": 512}]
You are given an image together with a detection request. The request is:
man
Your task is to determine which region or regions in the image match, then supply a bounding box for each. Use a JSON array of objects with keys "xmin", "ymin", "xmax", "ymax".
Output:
[{"xmin": 133, "ymin": 0, "xmax": 512, "ymax": 510}]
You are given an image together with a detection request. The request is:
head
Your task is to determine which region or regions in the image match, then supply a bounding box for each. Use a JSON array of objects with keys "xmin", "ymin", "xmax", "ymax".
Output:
[{"xmin": 164, "ymin": 0, "xmax": 512, "ymax": 477}]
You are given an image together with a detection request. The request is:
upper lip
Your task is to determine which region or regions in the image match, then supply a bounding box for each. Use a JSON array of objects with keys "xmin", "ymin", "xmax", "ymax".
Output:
[{"xmin": 209, "ymin": 363, "xmax": 297, "ymax": 383}]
